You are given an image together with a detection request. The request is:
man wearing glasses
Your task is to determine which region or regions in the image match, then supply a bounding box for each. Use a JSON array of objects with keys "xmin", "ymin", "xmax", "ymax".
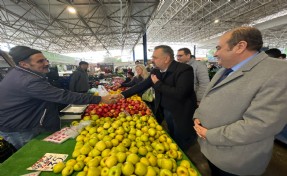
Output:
[{"xmin": 177, "ymin": 48, "xmax": 209, "ymax": 105}]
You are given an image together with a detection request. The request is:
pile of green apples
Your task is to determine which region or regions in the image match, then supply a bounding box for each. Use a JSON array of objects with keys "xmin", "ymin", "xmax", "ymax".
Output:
[{"xmin": 53, "ymin": 114, "xmax": 198, "ymax": 176}]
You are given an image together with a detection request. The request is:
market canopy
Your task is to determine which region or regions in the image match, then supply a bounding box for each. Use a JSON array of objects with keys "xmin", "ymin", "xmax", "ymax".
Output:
[{"xmin": 0, "ymin": 0, "xmax": 286, "ymax": 54}]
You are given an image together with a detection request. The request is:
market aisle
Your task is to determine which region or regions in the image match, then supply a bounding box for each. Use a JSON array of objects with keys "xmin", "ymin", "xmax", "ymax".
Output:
[{"xmin": 162, "ymin": 119, "xmax": 287, "ymax": 176}]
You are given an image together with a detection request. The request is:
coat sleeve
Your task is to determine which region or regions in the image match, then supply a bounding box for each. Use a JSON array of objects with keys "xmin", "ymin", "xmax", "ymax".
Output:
[
  {"xmin": 121, "ymin": 77, "xmax": 152, "ymax": 98},
  {"xmin": 153, "ymin": 67, "xmax": 194, "ymax": 100},
  {"xmin": 195, "ymin": 62, "xmax": 210, "ymax": 101},
  {"xmin": 25, "ymin": 78, "xmax": 101, "ymax": 104},
  {"xmin": 69, "ymin": 71, "xmax": 79, "ymax": 91},
  {"xmin": 206, "ymin": 69, "xmax": 287, "ymax": 146},
  {"xmin": 121, "ymin": 77, "xmax": 137, "ymax": 87}
]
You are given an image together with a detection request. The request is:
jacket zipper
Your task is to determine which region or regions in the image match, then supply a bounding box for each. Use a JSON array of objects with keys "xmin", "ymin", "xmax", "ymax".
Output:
[{"xmin": 40, "ymin": 108, "xmax": 47, "ymax": 126}]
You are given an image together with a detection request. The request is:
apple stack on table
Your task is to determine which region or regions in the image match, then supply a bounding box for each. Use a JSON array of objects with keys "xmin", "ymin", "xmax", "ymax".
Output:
[
  {"xmin": 83, "ymin": 95, "xmax": 152, "ymax": 119},
  {"xmin": 53, "ymin": 114, "xmax": 199, "ymax": 176}
]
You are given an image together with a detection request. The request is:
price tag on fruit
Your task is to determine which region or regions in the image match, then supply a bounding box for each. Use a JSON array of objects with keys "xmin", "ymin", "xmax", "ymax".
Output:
[
  {"xmin": 43, "ymin": 127, "xmax": 70, "ymax": 143},
  {"xmin": 27, "ymin": 153, "xmax": 68, "ymax": 171}
]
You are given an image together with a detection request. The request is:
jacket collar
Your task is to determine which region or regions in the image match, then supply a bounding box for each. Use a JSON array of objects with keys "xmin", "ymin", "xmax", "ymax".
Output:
[
  {"xmin": 15, "ymin": 66, "xmax": 46, "ymax": 79},
  {"xmin": 210, "ymin": 52, "xmax": 267, "ymax": 89}
]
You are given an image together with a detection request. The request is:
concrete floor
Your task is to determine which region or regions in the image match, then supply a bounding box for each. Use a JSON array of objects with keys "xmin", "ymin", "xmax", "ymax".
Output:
[
  {"xmin": 161, "ymin": 120, "xmax": 287, "ymax": 176},
  {"xmin": 185, "ymin": 140, "xmax": 287, "ymax": 176}
]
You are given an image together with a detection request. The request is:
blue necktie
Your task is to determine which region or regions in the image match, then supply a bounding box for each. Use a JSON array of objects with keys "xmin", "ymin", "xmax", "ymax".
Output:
[{"xmin": 214, "ymin": 68, "xmax": 233, "ymax": 86}]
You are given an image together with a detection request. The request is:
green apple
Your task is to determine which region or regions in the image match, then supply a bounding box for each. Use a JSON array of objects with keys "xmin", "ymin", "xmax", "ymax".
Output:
[
  {"xmin": 136, "ymin": 141, "xmax": 144, "ymax": 148},
  {"xmin": 180, "ymin": 160, "xmax": 191, "ymax": 168},
  {"xmin": 177, "ymin": 165, "xmax": 189, "ymax": 176},
  {"xmin": 76, "ymin": 171, "xmax": 87, "ymax": 176},
  {"xmin": 95, "ymin": 141, "xmax": 107, "ymax": 151},
  {"xmin": 66, "ymin": 159, "xmax": 77, "ymax": 167},
  {"xmin": 76, "ymin": 154, "xmax": 86, "ymax": 162},
  {"xmin": 170, "ymin": 143, "xmax": 178, "ymax": 150},
  {"xmin": 88, "ymin": 127, "xmax": 97, "ymax": 134},
  {"xmin": 140, "ymin": 134, "xmax": 149, "ymax": 142},
  {"xmin": 161, "ymin": 159, "xmax": 173, "ymax": 170},
  {"xmin": 84, "ymin": 156, "xmax": 93, "ymax": 164},
  {"xmin": 128, "ymin": 134, "xmax": 136, "ymax": 141},
  {"xmin": 129, "ymin": 146, "xmax": 138, "ymax": 154},
  {"xmin": 126, "ymin": 153, "xmax": 140, "ymax": 165},
  {"xmin": 61, "ymin": 165, "xmax": 74, "ymax": 176},
  {"xmin": 87, "ymin": 158, "xmax": 100, "ymax": 167},
  {"xmin": 101, "ymin": 157, "xmax": 108, "ymax": 167},
  {"xmin": 145, "ymin": 145, "xmax": 153, "ymax": 152},
  {"xmin": 163, "ymin": 142, "xmax": 170, "ymax": 151},
  {"xmin": 105, "ymin": 155, "xmax": 118, "ymax": 168},
  {"xmin": 91, "ymin": 114, "xmax": 99, "ymax": 121},
  {"xmin": 72, "ymin": 150, "xmax": 81, "ymax": 158},
  {"xmin": 135, "ymin": 162, "xmax": 147, "ymax": 176},
  {"xmin": 167, "ymin": 149, "xmax": 178, "ymax": 159},
  {"xmin": 148, "ymin": 128, "xmax": 156, "ymax": 136},
  {"xmin": 116, "ymin": 144, "xmax": 127, "ymax": 152},
  {"xmin": 155, "ymin": 143, "xmax": 165, "ymax": 154},
  {"xmin": 108, "ymin": 164, "xmax": 122, "ymax": 176},
  {"xmin": 87, "ymin": 167, "xmax": 100, "ymax": 176},
  {"xmin": 146, "ymin": 166, "xmax": 157, "ymax": 176},
  {"xmin": 121, "ymin": 162, "xmax": 135, "ymax": 175},
  {"xmin": 147, "ymin": 153, "xmax": 157, "ymax": 167},
  {"xmin": 115, "ymin": 134, "xmax": 124, "ymax": 141},
  {"xmin": 101, "ymin": 149, "xmax": 111, "ymax": 157},
  {"xmin": 101, "ymin": 167, "xmax": 109, "ymax": 176},
  {"xmin": 188, "ymin": 167, "xmax": 198, "ymax": 176},
  {"xmin": 103, "ymin": 135, "xmax": 112, "ymax": 142},
  {"xmin": 53, "ymin": 162, "xmax": 65, "ymax": 173},
  {"xmin": 136, "ymin": 129, "xmax": 143, "ymax": 137},
  {"xmin": 159, "ymin": 168, "xmax": 173, "ymax": 176},
  {"xmin": 103, "ymin": 122, "xmax": 111, "ymax": 129},
  {"xmin": 80, "ymin": 145, "xmax": 92, "ymax": 155},
  {"xmin": 73, "ymin": 161, "xmax": 85, "ymax": 171},
  {"xmin": 122, "ymin": 138, "xmax": 131, "ymax": 147},
  {"xmin": 111, "ymin": 138, "xmax": 119, "ymax": 147},
  {"xmin": 140, "ymin": 157, "xmax": 150, "ymax": 166},
  {"xmin": 90, "ymin": 148, "xmax": 101, "ymax": 157},
  {"xmin": 116, "ymin": 152, "xmax": 127, "ymax": 163},
  {"xmin": 138, "ymin": 146, "xmax": 148, "ymax": 156},
  {"xmin": 88, "ymin": 138, "xmax": 98, "ymax": 147}
]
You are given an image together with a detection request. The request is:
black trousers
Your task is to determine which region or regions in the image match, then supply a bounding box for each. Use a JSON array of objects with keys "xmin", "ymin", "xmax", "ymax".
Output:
[{"xmin": 208, "ymin": 160, "xmax": 238, "ymax": 176}]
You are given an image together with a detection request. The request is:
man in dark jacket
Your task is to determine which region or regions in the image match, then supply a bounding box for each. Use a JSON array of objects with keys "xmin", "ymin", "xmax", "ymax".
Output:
[
  {"xmin": 0, "ymin": 46, "xmax": 118, "ymax": 150},
  {"xmin": 120, "ymin": 45, "xmax": 197, "ymax": 151},
  {"xmin": 69, "ymin": 61, "xmax": 90, "ymax": 93}
]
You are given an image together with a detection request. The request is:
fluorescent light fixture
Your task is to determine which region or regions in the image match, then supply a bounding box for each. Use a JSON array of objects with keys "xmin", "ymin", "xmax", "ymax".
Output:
[
  {"xmin": 214, "ymin": 19, "xmax": 220, "ymax": 23},
  {"xmin": 67, "ymin": 6, "xmax": 76, "ymax": 14}
]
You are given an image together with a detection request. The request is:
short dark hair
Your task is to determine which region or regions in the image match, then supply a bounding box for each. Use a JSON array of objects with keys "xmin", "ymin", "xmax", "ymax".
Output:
[
  {"xmin": 227, "ymin": 27, "xmax": 263, "ymax": 51},
  {"xmin": 178, "ymin": 48, "xmax": 191, "ymax": 56},
  {"xmin": 265, "ymin": 48, "xmax": 282, "ymax": 58},
  {"xmin": 154, "ymin": 45, "xmax": 174, "ymax": 60},
  {"xmin": 79, "ymin": 61, "xmax": 89, "ymax": 65},
  {"xmin": 281, "ymin": 54, "xmax": 286, "ymax": 59},
  {"xmin": 127, "ymin": 71, "xmax": 134, "ymax": 77}
]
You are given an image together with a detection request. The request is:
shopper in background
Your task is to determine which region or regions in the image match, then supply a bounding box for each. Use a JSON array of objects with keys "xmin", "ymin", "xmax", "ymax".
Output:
[
  {"xmin": 0, "ymin": 46, "xmax": 119, "ymax": 150},
  {"xmin": 177, "ymin": 48, "xmax": 210, "ymax": 104},
  {"xmin": 194, "ymin": 27, "xmax": 287, "ymax": 176},
  {"xmin": 69, "ymin": 61, "xmax": 90, "ymax": 93},
  {"xmin": 120, "ymin": 45, "xmax": 197, "ymax": 152},
  {"xmin": 265, "ymin": 48, "xmax": 282, "ymax": 59},
  {"xmin": 120, "ymin": 64, "xmax": 149, "ymax": 89},
  {"xmin": 121, "ymin": 71, "xmax": 134, "ymax": 85}
]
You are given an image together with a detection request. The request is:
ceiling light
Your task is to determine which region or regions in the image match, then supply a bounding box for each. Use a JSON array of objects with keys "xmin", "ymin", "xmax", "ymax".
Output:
[
  {"xmin": 214, "ymin": 19, "xmax": 220, "ymax": 23},
  {"xmin": 67, "ymin": 6, "xmax": 76, "ymax": 14}
]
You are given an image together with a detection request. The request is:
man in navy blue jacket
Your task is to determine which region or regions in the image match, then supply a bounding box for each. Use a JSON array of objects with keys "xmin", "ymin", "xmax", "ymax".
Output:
[
  {"xmin": 121, "ymin": 45, "xmax": 197, "ymax": 151},
  {"xmin": 0, "ymin": 46, "xmax": 118, "ymax": 149}
]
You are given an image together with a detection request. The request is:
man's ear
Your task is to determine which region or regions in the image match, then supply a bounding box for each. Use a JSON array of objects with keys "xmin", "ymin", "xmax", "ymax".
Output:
[
  {"xmin": 18, "ymin": 61, "xmax": 30, "ymax": 68},
  {"xmin": 235, "ymin": 41, "xmax": 248, "ymax": 53}
]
